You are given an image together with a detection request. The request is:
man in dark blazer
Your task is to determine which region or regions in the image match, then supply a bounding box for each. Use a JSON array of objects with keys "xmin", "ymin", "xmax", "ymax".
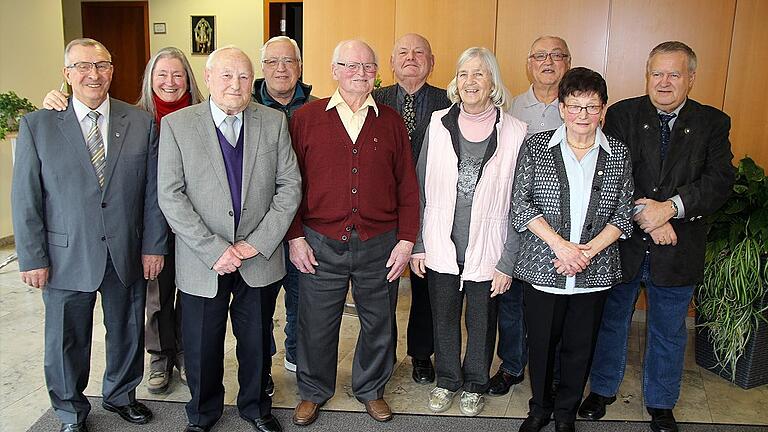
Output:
[
  {"xmin": 578, "ymin": 41, "xmax": 735, "ymax": 432},
  {"xmin": 12, "ymin": 38, "xmax": 168, "ymax": 432},
  {"xmin": 373, "ymin": 33, "xmax": 451, "ymax": 384},
  {"xmin": 158, "ymin": 46, "xmax": 301, "ymax": 432}
]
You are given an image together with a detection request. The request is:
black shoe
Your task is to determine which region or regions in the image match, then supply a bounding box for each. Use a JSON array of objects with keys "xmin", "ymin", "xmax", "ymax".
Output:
[
  {"xmin": 411, "ymin": 358, "xmax": 435, "ymax": 384},
  {"xmin": 101, "ymin": 401, "xmax": 153, "ymax": 424},
  {"xmin": 555, "ymin": 421, "xmax": 575, "ymax": 432},
  {"xmin": 577, "ymin": 392, "xmax": 616, "ymax": 420},
  {"xmin": 266, "ymin": 373, "xmax": 275, "ymax": 397},
  {"xmin": 519, "ymin": 415, "xmax": 550, "ymax": 432},
  {"xmin": 487, "ymin": 369, "xmax": 524, "ymax": 396},
  {"xmin": 245, "ymin": 414, "xmax": 283, "ymax": 432},
  {"xmin": 60, "ymin": 423, "xmax": 88, "ymax": 432},
  {"xmin": 648, "ymin": 407, "xmax": 678, "ymax": 432},
  {"xmin": 184, "ymin": 424, "xmax": 211, "ymax": 432}
]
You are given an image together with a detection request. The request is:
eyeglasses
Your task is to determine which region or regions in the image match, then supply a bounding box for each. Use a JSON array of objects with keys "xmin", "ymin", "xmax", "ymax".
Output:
[
  {"xmin": 529, "ymin": 52, "xmax": 570, "ymax": 62},
  {"xmin": 335, "ymin": 61, "xmax": 378, "ymax": 73},
  {"xmin": 262, "ymin": 57, "xmax": 298, "ymax": 68},
  {"xmin": 66, "ymin": 61, "xmax": 113, "ymax": 73},
  {"xmin": 565, "ymin": 104, "xmax": 602, "ymax": 115}
]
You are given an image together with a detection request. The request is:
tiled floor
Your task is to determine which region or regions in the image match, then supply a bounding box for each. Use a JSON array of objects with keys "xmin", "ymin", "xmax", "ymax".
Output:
[{"xmin": 1, "ymin": 245, "xmax": 767, "ymax": 431}]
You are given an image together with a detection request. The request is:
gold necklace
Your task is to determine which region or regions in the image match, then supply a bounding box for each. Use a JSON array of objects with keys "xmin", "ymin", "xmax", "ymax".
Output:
[{"xmin": 567, "ymin": 140, "xmax": 593, "ymax": 150}]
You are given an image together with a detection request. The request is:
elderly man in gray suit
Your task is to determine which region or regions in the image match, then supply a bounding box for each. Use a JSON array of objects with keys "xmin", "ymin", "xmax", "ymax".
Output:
[
  {"xmin": 158, "ymin": 46, "xmax": 301, "ymax": 432},
  {"xmin": 12, "ymin": 38, "xmax": 168, "ymax": 432}
]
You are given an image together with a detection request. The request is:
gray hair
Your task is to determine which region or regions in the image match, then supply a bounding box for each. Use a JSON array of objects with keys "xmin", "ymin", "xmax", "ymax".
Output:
[
  {"xmin": 136, "ymin": 47, "xmax": 204, "ymax": 116},
  {"xmin": 260, "ymin": 36, "xmax": 302, "ymax": 64},
  {"xmin": 446, "ymin": 47, "xmax": 511, "ymax": 111},
  {"xmin": 64, "ymin": 38, "xmax": 111, "ymax": 65},
  {"xmin": 647, "ymin": 41, "xmax": 698, "ymax": 73},
  {"xmin": 527, "ymin": 35, "xmax": 571, "ymax": 57},
  {"xmin": 330, "ymin": 39, "xmax": 378, "ymax": 66},
  {"xmin": 205, "ymin": 45, "xmax": 254, "ymax": 71}
]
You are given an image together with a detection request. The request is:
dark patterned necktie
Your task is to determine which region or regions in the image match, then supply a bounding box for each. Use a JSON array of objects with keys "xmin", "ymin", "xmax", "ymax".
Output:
[
  {"xmin": 86, "ymin": 111, "xmax": 106, "ymax": 188},
  {"xmin": 402, "ymin": 93, "xmax": 416, "ymax": 138},
  {"xmin": 658, "ymin": 113, "xmax": 676, "ymax": 160}
]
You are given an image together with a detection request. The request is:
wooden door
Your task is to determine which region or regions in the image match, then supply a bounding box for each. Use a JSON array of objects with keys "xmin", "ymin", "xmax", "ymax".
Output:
[{"xmin": 81, "ymin": 1, "xmax": 149, "ymax": 104}]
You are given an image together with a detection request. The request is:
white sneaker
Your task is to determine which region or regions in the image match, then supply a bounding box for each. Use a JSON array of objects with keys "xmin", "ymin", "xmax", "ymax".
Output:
[
  {"xmin": 428, "ymin": 387, "xmax": 456, "ymax": 413},
  {"xmin": 284, "ymin": 358, "xmax": 297, "ymax": 372},
  {"xmin": 459, "ymin": 391, "xmax": 485, "ymax": 416}
]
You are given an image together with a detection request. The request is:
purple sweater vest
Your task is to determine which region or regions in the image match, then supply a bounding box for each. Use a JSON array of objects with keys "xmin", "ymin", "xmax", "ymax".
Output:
[{"xmin": 215, "ymin": 125, "xmax": 244, "ymax": 229}]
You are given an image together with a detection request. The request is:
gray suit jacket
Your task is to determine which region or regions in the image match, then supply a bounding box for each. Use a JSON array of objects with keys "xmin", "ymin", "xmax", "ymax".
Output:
[
  {"xmin": 12, "ymin": 98, "xmax": 168, "ymax": 291},
  {"xmin": 158, "ymin": 100, "xmax": 301, "ymax": 298}
]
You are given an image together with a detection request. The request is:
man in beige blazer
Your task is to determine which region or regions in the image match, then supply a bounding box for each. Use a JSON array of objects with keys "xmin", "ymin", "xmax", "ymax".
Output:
[{"xmin": 158, "ymin": 46, "xmax": 301, "ymax": 432}]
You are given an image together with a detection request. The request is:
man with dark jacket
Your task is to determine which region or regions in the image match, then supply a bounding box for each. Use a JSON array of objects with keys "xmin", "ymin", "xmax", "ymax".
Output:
[
  {"xmin": 578, "ymin": 41, "xmax": 735, "ymax": 432},
  {"xmin": 373, "ymin": 33, "xmax": 451, "ymax": 384},
  {"xmin": 251, "ymin": 36, "xmax": 317, "ymax": 380}
]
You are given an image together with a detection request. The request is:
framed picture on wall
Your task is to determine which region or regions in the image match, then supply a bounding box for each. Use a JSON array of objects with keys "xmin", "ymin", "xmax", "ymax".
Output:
[{"xmin": 191, "ymin": 15, "xmax": 215, "ymax": 55}]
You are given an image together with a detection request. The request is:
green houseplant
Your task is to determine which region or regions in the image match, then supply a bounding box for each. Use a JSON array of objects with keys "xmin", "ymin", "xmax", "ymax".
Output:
[
  {"xmin": 695, "ymin": 156, "xmax": 768, "ymax": 388},
  {"xmin": 0, "ymin": 91, "xmax": 37, "ymax": 140}
]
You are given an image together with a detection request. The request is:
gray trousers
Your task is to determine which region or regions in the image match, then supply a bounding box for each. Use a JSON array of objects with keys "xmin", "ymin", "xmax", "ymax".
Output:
[
  {"xmin": 42, "ymin": 257, "xmax": 146, "ymax": 424},
  {"xmin": 427, "ymin": 269, "xmax": 498, "ymax": 394},
  {"xmin": 296, "ymin": 226, "xmax": 398, "ymax": 403}
]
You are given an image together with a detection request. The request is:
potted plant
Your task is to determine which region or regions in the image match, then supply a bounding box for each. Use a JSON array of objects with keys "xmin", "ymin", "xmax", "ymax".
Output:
[
  {"xmin": 0, "ymin": 91, "xmax": 37, "ymax": 140},
  {"xmin": 695, "ymin": 156, "xmax": 768, "ymax": 389}
]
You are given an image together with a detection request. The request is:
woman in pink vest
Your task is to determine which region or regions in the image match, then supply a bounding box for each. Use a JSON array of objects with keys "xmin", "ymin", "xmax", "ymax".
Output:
[{"xmin": 409, "ymin": 47, "xmax": 527, "ymax": 417}]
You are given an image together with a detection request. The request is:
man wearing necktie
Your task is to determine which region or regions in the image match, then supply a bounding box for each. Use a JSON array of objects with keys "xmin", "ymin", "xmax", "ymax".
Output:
[
  {"xmin": 373, "ymin": 33, "xmax": 451, "ymax": 384},
  {"xmin": 578, "ymin": 41, "xmax": 735, "ymax": 432},
  {"xmin": 12, "ymin": 38, "xmax": 168, "ymax": 432},
  {"xmin": 158, "ymin": 46, "xmax": 301, "ymax": 432}
]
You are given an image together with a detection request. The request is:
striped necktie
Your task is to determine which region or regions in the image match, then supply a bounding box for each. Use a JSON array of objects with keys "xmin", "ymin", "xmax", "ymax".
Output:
[{"xmin": 86, "ymin": 111, "xmax": 106, "ymax": 188}]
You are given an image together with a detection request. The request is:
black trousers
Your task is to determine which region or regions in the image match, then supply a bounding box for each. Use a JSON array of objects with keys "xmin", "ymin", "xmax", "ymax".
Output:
[
  {"xmin": 406, "ymin": 271, "xmax": 434, "ymax": 360},
  {"xmin": 428, "ymin": 269, "xmax": 498, "ymax": 393},
  {"xmin": 181, "ymin": 273, "xmax": 277, "ymax": 428},
  {"xmin": 42, "ymin": 256, "xmax": 146, "ymax": 424},
  {"xmin": 296, "ymin": 227, "xmax": 398, "ymax": 403},
  {"xmin": 523, "ymin": 282, "xmax": 609, "ymax": 423},
  {"xmin": 145, "ymin": 238, "xmax": 183, "ymax": 371}
]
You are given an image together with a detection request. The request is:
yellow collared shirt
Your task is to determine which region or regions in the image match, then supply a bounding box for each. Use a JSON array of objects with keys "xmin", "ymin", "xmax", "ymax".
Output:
[{"xmin": 325, "ymin": 89, "xmax": 379, "ymax": 142}]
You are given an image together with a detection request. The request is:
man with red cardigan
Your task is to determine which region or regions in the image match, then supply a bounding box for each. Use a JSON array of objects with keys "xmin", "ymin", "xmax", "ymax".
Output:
[{"xmin": 287, "ymin": 39, "xmax": 419, "ymax": 426}]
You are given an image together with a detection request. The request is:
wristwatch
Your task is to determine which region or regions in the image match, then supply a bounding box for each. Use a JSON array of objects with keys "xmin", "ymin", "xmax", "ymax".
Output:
[{"xmin": 668, "ymin": 199, "xmax": 679, "ymax": 218}]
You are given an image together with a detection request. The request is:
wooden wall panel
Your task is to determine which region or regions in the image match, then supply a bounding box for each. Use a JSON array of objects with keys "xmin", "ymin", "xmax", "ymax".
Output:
[
  {"xmin": 392, "ymin": 0, "xmax": 497, "ymax": 90},
  {"xmin": 723, "ymin": 0, "xmax": 768, "ymax": 168},
  {"xmin": 605, "ymin": 0, "xmax": 736, "ymax": 108},
  {"xmin": 496, "ymin": 0, "xmax": 610, "ymax": 97},
  {"xmin": 302, "ymin": 0, "xmax": 396, "ymax": 98}
]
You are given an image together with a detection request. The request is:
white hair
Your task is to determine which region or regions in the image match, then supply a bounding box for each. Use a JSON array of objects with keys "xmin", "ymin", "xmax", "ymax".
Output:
[
  {"xmin": 446, "ymin": 47, "xmax": 511, "ymax": 111},
  {"xmin": 330, "ymin": 39, "xmax": 378, "ymax": 66},
  {"xmin": 64, "ymin": 38, "xmax": 111, "ymax": 66},
  {"xmin": 260, "ymin": 36, "xmax": 302, "ymax": 64},
  {"xmin": 205, "ymin": 45, "xmax": 253, "ymax": 71}
]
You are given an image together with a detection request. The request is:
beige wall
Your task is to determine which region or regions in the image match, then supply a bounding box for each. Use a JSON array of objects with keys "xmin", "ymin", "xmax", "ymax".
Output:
[
  {"xmin": 0, "ymin": 0, "xmax": 65, "ymax": 239},
  {"xmin": 62, "ymin": 0, "xmax": 266, "ymax": 98}
]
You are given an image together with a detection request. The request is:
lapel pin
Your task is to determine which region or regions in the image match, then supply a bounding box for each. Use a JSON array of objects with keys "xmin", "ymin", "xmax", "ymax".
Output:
[
  {"xmin": 643, "ymin": 124, "xmax": 649, "ymax": 129},
  {"xmin": 373, "ymin": 137, "xmax": 378, "ymax": 142},
  {"xmin": 597, "ymin": 170, "xmax": 604, "ymax": 176},
  {"xmin": 115, "ymin": 132, "xmax": 120, "ymax": 137},
  {"xmin": 684, "ymin": 128, "xmax": 691, "ymax": 134}
]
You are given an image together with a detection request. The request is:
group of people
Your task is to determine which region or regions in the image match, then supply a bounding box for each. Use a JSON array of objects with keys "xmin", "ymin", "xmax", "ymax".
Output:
[{"xmin": 11, "ymin": 30, "xmax": 734, "ymax": 432}]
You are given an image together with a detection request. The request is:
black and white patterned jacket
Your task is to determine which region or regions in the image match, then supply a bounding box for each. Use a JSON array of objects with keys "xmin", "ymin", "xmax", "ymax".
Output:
[{"xmin": 511, "ymin": 129, "xmax": 634, "ymax": 289}]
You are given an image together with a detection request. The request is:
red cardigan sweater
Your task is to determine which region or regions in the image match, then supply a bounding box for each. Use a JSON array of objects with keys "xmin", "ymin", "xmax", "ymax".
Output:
[{"xmin": 287, "ymin": 98, "xmax": 419, "ymax": 243}]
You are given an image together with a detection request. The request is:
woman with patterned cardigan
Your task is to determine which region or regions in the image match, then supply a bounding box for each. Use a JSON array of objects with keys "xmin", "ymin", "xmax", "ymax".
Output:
[{"xmin": 512, "ymin": 67, "xmax": 634, "ymax": 432}]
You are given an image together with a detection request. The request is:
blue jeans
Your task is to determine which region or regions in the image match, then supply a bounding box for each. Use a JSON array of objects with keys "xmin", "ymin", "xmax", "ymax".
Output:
[
  {"xmin": 588, "ymin": 257, "xmax": 694, "ymax": 409},
  {"xmin": 496, "ymin": 279, "xmax": 527, "ymax": 376},
  {"xmin": 270, "ymin": 245, "xmax": 299, "ymax": 364}
]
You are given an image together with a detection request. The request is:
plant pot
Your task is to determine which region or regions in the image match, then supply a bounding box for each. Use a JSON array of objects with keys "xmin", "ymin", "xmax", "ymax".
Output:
[{"xmin": 695, "ymin": 292, "xmax": 768, "ymax": 389}]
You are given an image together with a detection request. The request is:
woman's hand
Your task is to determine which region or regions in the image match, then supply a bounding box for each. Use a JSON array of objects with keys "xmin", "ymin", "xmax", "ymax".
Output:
[
  {"xmin": 410, "ymin": 255, "xmax": 426, "ymax": 278},
  {"xmin": 490, "ymin": 271, "xmax": 512, "ymax": 297},
  {"xmin": 43, "ymin": 89, "xmax": 69, "ymax": 111},
  {"xmin": 551, "ymin": 238, "xmax": 591, "ymax": 275}
]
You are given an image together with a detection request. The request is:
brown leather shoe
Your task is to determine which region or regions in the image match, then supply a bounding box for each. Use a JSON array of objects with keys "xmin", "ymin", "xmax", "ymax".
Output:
[
  {"xmin": 293, "ymin": 400, "xmax": 320, "ymax": 426},
  {"xmin": 364, "ymin": 398, "xmax": 393, "ymax": 422}
]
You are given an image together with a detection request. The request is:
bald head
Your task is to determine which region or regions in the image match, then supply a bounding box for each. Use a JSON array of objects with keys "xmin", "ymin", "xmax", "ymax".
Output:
[
  {"xmin": 390, "ymin": 33, "xmax": 434, "ymax": 93},
  {"xmin": 204, "ymin": 46, "xmax": 254, "ymax": 114}
]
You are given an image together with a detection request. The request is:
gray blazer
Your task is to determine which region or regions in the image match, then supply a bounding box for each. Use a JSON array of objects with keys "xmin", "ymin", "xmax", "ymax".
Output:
[
  {"xmin": 158, "ymin": 101, "xmax": 301, "ymax": 298},
  {"xmin": 11, "ymin": 98, "xmax": 168, "ymax": 291}
]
